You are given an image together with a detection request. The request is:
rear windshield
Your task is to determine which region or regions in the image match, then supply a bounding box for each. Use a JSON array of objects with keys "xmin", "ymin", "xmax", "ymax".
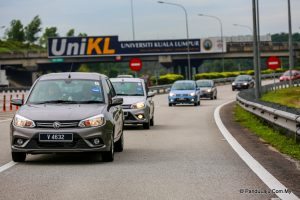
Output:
[
  {"xmin": 283, "ymin": 71, "xmax": 297, "ymax": 76},
  {"xmin": 172, "ymin": 82, "xmax": 195, "ymax": 90},
  {"xmin": 27, "ymin": 79, "xmax": 104, "ymax": 104},
  {"xmin": 111, "ymin": 81, "xmax": 145, "ymax": 96}
]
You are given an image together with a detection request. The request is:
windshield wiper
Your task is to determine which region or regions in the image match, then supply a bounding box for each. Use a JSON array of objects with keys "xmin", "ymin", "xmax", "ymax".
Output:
[
  {"xmin": 31, "ymin": 100, "xmax": 78, "ymax": 104},
  {"xmin": 78, "ymin": 100, "xmax": 103, "ymax": 104}
]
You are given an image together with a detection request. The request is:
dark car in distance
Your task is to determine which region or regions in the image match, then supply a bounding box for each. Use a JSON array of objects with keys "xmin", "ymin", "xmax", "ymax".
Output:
[
  {"xmin": 11, "ymin": 72, "xmax": 124, "ymax": 162},
  {"xmin": 232, "ymin": 75, "xmax": 255, "ymax": 91},
  {"xmin": 196, "ymin": 80, "xmax": 217, "ymax": 100}
]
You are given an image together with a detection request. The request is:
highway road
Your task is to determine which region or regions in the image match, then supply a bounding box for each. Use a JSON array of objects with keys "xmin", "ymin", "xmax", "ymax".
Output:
[{"xmin": 0, "ymin": 83, "xmax": 294, "ymax": 200}]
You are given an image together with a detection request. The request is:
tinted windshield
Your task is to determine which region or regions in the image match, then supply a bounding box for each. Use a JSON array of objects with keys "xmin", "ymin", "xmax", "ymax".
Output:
[
  {"xmin": 196, "ymin": 81, "xmax": 213, "ymax": 87},
  {"xmin": 111, "ymin": 81, "xmax": 145, "ymax": 96},
  {"xmin": 172, "ymin": 82, "xmax": 195, "ymax": 90},
  {"xmin": 235, "ymin": 76, "xmax": 250, "ymax": 81},
  {"xmin": 28, "ymin": 79, "xmax": 104, "ymax": 104}
]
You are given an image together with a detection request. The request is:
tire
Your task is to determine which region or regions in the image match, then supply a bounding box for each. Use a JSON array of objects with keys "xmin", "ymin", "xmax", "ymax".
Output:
[
  {"xmin": 115, "ymin": 129, "xmax": 124, "ymax": 152},
  {"xmin": 12, "ymin": 152, "xmax": 26, "ymax": 162},
  {"xmin": 168, "ymin": 103, "xmax": 172, "ymax": 107},
  {"xmin": 210, "ymin": 95, "xmax": 214, "ymax": 100},
  {"xmin": 232, "ymin": 88, "xmax": 235, "ymax": 91},
  {"xmin": 150, "ymin": 116, "xmax": 154, "ymax": 126},
  {"xmin": 198, "ymin": 100, "xmax": 200, "ymax": 106},
  {"xmin": 143, "ymin": 121, "xmax": 150, "ymax": 129},
  {"xmin": 102, "ymin": 136, "xmax": 114, "ymax": 162}
]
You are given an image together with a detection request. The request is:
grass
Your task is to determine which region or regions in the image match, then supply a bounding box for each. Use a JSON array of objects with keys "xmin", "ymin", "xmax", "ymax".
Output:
[
  {"xmin": 261, "ymin": 87, "xmax": 300, "ymax": 109},
  {"xmin": 234, "ymin": 104, "xmax": 300, "ymax": 160}
]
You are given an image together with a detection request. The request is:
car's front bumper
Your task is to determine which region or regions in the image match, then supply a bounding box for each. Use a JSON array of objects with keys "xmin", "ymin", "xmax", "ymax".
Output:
[
  {"xmin": 200, "ymin": 91, "xmax": 213, "ymax": 98},
  {"xmin": 11, "ymin": 125, "xmax": 113, "ymax": 154},
  {"xmin": 123, "ymin": 108, "xmax": 149, "ymax": 125},
  {"xmin": 169, "ymin": 96, "xmax": 197, "ymax": 104},
  {"xmin": 232, "ymin": 84, "xmax": 249, "ymax": 90}
]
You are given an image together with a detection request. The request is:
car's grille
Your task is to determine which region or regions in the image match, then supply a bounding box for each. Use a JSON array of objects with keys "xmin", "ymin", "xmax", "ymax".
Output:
[
  {"xmin": 122, "ymin": 105, "xmax": 131, "ymax": 109},
  {"xmin": 35, "ymin": 121, "xmax": 79, "ymax": 129},
  {"xmin": 25, "ymin": 133, "xmax": 91, "ymax": 149},
  {"xmin": 176, "ymin": 94, "xmax": 189, "ymax": 97}
]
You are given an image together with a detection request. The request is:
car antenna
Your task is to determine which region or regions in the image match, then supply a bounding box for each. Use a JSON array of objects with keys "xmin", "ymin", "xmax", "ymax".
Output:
[{"xmin": 68, "ymin": 63, "xmax": 74, "ymax": 79}]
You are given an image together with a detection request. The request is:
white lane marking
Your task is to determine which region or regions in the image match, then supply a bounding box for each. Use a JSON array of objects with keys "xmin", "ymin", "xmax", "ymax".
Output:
[
  {"xmin": 214, "ymin": 101, "xmax": 299, "ymax": 200},
  {"xmin": 0, "ymin": 161, "xmax": 17, "ymax": 173},
  {"xmin": 0, "ymin": 119, "xmax": 12, "ymax": 123}
]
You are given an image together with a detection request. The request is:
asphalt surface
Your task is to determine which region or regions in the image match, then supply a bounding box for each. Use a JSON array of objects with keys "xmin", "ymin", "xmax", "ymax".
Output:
[{"xmin": 0, "ymin": 83, "xmax": 288, "ymax": 200}]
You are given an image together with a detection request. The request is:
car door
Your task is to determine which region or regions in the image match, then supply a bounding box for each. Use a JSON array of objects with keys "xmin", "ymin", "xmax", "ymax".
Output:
[
  {"xmin": 105, "ymin": 79, "xmax": 123, "ymax": 141},
  {"xmin": 145, "ymin": 81, "xmax": 154, "ymax": 118}
]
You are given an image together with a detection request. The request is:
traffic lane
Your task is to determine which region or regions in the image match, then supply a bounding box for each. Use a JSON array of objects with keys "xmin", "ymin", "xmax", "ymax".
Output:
[
  {"xmin": 0, "ymin": 120, "xmax": 13, "ymax": 166},
  {"xmin": 0, "ymin": 89, "xmax": 276, "ymax": 200}
]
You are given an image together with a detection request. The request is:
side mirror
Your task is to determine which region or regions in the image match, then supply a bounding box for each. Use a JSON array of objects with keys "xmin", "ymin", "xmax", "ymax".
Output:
[
  {"xmin": 147, "ymin": 91, "xmax": 155, "ymax": 98},
  {"xmin": 196, "ymin": 87, "xmax": 200, "ymax": 91},
  {"xmin": 111, "ymin": 97, "xmax": 123, "ymax": 106},
  {"xmin": 166, "ymin": 88, "xmax": 171, "ymax": 92},
  {"xmin": 11, "ymin": 99, "xmax": 23, "ymax": 106}
]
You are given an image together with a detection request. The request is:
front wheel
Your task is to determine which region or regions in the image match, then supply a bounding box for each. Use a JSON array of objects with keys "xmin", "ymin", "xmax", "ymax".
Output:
[
  {"xmin": 143, "ymin": 121, "xmax": 150, "ymax": 129},
  {"xmin": 102, "ymin": 136, "xmax": 114, "ymax": 162},
  {"xmin": 115, "ymin": 131, "xmax": 124, "ymax": 152},
  {"xmin": 150, "ymin": 116, "xmax": 154, "ymax": 126},
  {"xmin": 12, "ymin": 152, "xmax": 26, "ymax": 162}
]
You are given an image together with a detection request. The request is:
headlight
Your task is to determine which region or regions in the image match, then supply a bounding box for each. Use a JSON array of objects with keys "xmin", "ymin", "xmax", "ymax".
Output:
[
  {"xmin": 79, "ymin": 114, "xmax": 106, "ymax": 128},
  {"xmin": 190, "ymin": 92, "xmax": 196, "ymax": 96},
  {"xmin": 243, "ymin": 82, "xmax": 248, "ymax": 85},
  {"xmin": 131, "ymin": 102, "xmax": 145, "ymax": 109},
  {"xmin": 13, "ymin": 114, "xmax": 35, "ymax": 128},
  {"xmin": 232, "ymin": 82, "xmax": 236, "ymax": 86},
  {"xmin": 169, "ymin": 92, "xmax": 175, "ymax": 97},
  {"xmin": 207, "ymin": 89, "xmax": 212, "ymax": 93}
]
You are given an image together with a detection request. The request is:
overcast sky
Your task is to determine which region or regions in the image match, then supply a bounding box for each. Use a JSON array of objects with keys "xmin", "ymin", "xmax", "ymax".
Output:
[{"xmin": 0, "ymin": 0, "xmax": 299, "ymax": 41}]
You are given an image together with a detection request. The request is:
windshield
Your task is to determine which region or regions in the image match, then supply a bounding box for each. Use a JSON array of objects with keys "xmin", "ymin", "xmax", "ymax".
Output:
[
  {"xmin": 283, "ymin": 71, "xmax": 296, "ymax": 76},
  {"xmin": 196, "ymin": 81, "xmax": 213, "ymax": 87},
  {"xmin": 27, "ymin": 79, "xmax": 104, "ymax": 104},
  {"xmin": 111, "ymin": 81, "xmax": 145, "ymax": 96},
  {"xmin": 172, "ymin": 82, "xmax": 195, "ymax": 90},
  {"xmin": 235, "ymin": 76, "xmax": 250, "ymax": 81}
]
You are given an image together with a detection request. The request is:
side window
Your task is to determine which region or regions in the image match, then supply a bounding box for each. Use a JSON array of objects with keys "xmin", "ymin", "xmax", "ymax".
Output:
[{"xmin": 106, "ymin": 79, "xmax": 116, "ymax": 97}]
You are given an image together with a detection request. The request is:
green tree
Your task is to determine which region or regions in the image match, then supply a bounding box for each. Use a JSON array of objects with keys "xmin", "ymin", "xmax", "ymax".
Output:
[
  {"xmin": 25, "ymin": 15, "xmax": 42, "ymax": 44},
  {"xmin": 5, "ymin": 19, "xmax": 25, "ymax": 42},
  {"xmin": 39, "ymin": 27, "xmax": 59, "ymax": 47},
  {"xmin": 78, "ymin": 32, "xmax": 88, "ymax": 37},
  {"xmin": 66, "ymin": 29, "xmax": 75, "ymax": 37}
]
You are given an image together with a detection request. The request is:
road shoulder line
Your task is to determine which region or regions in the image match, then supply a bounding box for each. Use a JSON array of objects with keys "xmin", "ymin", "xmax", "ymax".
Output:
[
  {"xmin": 0, "ymin": 161, "xmax": 17, "ymax": 173},
  {"xmin": 214, "ymin": 100, "xmax": 299, "ymax": 200}
]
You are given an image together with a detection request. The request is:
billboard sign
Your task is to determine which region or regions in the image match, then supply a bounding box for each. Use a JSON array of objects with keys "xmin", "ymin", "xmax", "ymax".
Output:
[{"xmin": 48, "ymin": 36, "xmax": 226, "ymax": 58}]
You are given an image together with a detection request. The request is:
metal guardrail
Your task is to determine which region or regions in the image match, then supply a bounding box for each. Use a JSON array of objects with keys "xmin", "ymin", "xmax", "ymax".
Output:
[
  {"xmin": 236, "ymin": 80, "xmax": 300, "ymax": 142},
  {"xmin": 148, "ymin": 73, "xmax": 282, "ymax": 94}
]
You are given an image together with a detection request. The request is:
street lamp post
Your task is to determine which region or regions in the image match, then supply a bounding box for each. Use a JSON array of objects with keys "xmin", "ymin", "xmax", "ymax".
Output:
[
  {"xmin": 287, "ymin": 0, "xmax": 293, "ymax": 86},
  {"xmin": 198, "ymin": 14, "xmax": 224, "ymax": 72},
  {"xmin": 233, "ymin": 24, "xmax": 252, "ymax": 33},
  {"xmin": 252, "ymin": 0, "xmax": 261, "ymax": 99},
  {"xmin": 130, "ymin": 0, "xmax": 136, "ymax": 40},
  {"xmin": 158, "ymin": 1, "xmax": 192, "ymax": 80}
]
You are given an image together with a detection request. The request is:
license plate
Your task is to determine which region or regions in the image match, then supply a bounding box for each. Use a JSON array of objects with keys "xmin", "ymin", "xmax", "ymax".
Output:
[
  {"xmin": 178, "ymin": 98, "xmax": 185, "ymax": 101},
  {"xmin": 39, "ymin": 133, "xmax": 73, "ymax": 142}
]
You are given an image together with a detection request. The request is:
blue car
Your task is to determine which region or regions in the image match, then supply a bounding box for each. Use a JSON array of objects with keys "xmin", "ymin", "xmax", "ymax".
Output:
[{"xmin": 168, "ymin": 80, "xmax": 201, "ymax": 106}]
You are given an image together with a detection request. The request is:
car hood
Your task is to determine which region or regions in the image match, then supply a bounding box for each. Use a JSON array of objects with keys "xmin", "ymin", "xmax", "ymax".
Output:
[
  {"xmin": 233, "ymin": 80, "xmax": 249, "ymax": 83},
  {"xmin": 16, "ymin": 104, "xmax": 106, "ymax": 121},
  {"xmin": 170, "ymin": 90, "xmax": 195, "ymax": 94},
  {"xmin": 117, "ymin": 96, "xmax": 146, "ymax": 105},
  {"xmin": 199, "ymin": 87, "xmax": 212, "ymax": 91}
]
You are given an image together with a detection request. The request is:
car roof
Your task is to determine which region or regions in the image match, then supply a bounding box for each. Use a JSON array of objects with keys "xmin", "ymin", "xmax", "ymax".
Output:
[
  {"xmin": 196, "ymin": 79, "xmax": 213, "ymax": 82},
  {"xmin": 174, "ymin": 80, "xmax": 195, "ymax": 83},
  {"xmin": 39, "ymin": 72, "xmax": 107, "ymax": 81},
  {"xmin": 110, "ymin": 78, "xmax": 144, "ymax": 83}
]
